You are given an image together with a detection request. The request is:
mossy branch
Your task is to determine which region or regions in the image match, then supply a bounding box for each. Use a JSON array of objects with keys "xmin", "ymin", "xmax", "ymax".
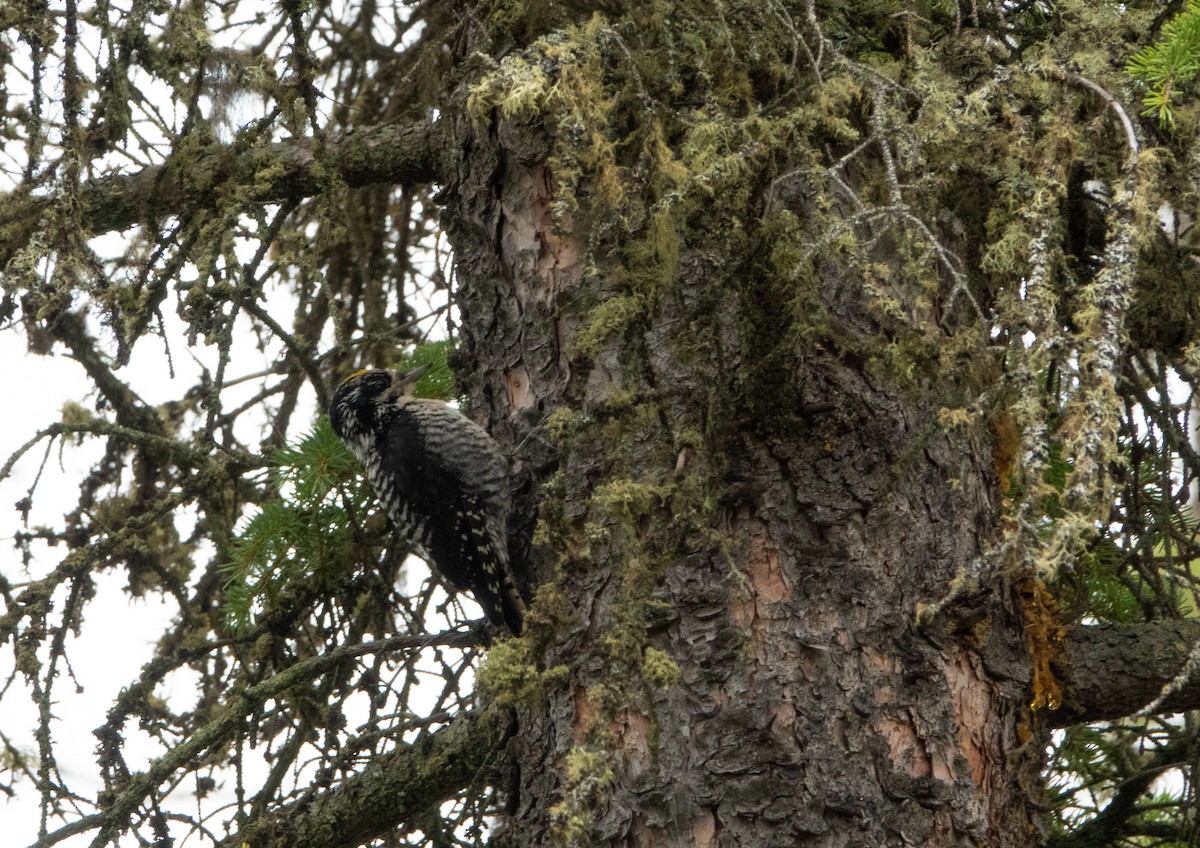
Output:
[
  {"xmin": 55, "ymin": 635, "xmax": 489, "ymax": 848},
  {"xmin": 0, "ymin": 118, "xmax": 444, "ymax": 269},
  {"xmin": 222, "ymin": 704, "xmax": 508, "ymax": 848}
]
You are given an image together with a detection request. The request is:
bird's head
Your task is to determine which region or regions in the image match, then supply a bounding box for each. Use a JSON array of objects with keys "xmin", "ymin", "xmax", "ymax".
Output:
[{"xmin": 329, "ymin": 365, "xmax": 430, "ymax": 439}]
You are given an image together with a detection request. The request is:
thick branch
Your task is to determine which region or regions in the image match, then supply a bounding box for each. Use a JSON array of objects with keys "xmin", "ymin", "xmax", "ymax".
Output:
[
  {"xmin": 1051, "ymin": 620, "xmax": 1200, "ymax": 728},
  {"xmin": 0, "ymin": 118, "xmax": 442, "ymax": 266},
  {"xmin": 223, "ymin": 706, "xmax": 510, "ymax": 848}
]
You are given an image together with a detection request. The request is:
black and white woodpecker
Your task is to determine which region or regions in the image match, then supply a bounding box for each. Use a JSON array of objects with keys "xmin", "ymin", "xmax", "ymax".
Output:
[{"xmin": 329, "ymin": 367, "xmax": 525, "ymax": 634}]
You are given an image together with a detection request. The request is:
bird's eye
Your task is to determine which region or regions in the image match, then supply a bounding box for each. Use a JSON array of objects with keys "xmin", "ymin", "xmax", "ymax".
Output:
[{"xmin": 365, "ymin": 373, "xmax": 391, "ymax": 392}]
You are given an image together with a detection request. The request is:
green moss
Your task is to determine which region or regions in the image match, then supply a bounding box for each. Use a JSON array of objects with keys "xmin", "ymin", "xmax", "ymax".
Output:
[
  {"xmin": 468, "ymin": 14, "xmax": 618, "ymax": 225},
  {"xmin": 572, "ymin": 293, "xmax": 645, "ymax": 358},
  {"xmin": 621, "ymin": 206, "xmax": 680, "ymax": 291},
  {"xmin": 477, "ymin": 637, "xmax": 569, "ymax": 706},
  {"xmin": 640, "ymin": 647, "xmax": 680, "ymax": 689},
  {"xmin": 250, "ymin": 159, "xmax": 287, "ymax": 195},
  {"xmin": 566, "ymin": 744, "xmax": 614, "ymax": 786},
  {"xmin": 591, "ymin": 479, "xmax": 663, "ymax": 521},
  {"xmin": 549, "ymin": 745, "xmax": 617, "ymax": 846},
  {"xmin": 596, "ymin": 387, "xmax": 640, "ymax": 412},
  {"xmin": 60, "ymin": 401, "xmax": 98, "ymax": 430}
]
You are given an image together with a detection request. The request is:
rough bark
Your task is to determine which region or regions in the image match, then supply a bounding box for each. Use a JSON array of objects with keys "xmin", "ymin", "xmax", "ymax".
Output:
[
  {"xmin": 443, "ymin": 110, "xmax": 1044, "ymax": 846},
  {"xmin": 1049, "ymin": 620, "xmax": 1200, "ymax": 728}
]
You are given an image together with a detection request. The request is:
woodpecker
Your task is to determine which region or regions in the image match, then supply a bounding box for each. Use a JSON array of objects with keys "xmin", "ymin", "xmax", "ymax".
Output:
[{"xmin": 329, "ymin": 366, "xmax": 525, "ymax": 633}]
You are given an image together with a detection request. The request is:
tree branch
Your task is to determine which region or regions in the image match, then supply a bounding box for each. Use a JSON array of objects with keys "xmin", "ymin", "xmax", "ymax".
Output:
[
  {"xmin": 223, "ymin": 705, "xmax": 511, "ymax": 848},
  {"xmin": 1051, "ymin": 620, "xmax": 1200, "ymax": 728},
  {"xmin": 48, "ymin": 632, "xmax": 488, "ymax": 847},
  {"xmin": 0, "ymin": 118, "xmax": 443, "ymax": 267},
  {"xmin": 1045, "ymin": 739, "xmax": 1184, "ymax": 848}
]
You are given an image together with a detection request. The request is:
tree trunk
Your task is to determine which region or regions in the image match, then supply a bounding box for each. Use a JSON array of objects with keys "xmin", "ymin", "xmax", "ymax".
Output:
[{"xmin": 443, "ymin": 69, "xmax": 1046, "ymax": 848}]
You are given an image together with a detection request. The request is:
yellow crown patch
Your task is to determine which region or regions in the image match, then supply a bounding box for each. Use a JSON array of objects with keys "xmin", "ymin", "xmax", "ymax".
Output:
[{"xmin": 340, "ymin": 368, "xmax": 372, "ymax": 384}]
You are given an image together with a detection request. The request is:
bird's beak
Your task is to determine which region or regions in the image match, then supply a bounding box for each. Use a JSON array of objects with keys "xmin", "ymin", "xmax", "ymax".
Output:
[
  {"xmin": 401, "ymin": 363, "xmax": 432, "ymax": 380},
  {"xmin": 395, "ymin": 363, "xmax": 431, "ymax": 390}
]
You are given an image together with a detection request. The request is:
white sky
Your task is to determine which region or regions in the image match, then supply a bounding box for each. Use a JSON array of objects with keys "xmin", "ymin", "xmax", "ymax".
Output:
[
  {"xmin": 0, "ymin": 6, "xmax": 369, "ymax": 838},
  {"xmin": 0, "ymin": 278, "xmax": 287, "ymax": 843},
  {"xmin": 0, "ymin": 1, "xmax": 458, "ymax": 824},
  {"xmin": 0, "ymin": 269, "xmax": 465, "ymax": 845}
]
